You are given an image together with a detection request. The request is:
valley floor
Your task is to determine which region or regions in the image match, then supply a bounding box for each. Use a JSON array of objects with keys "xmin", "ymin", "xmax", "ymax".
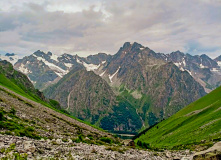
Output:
[{"xmin": 0, "ymin": 134, "xmax": 194, "ymax": 160}]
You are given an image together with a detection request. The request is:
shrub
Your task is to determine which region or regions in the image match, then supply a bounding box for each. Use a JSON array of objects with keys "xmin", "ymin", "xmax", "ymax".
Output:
[
  {"xmin": 0, "ymin": 112, "xmax": 4, "ymax": 121},
  {"xmin": 9, "ymin": 108, "xmax": 16, "ymax": 115},
  {"xmin": 62, "ymin": 138, "xmax": 68, "ymax": 142},
  {"xmin": 100, "ymin": 137, "xmax": 113, "ymax": 144},
  {"xmin": 137, "ymin": 140, "xmax": 151, "ymax": 149},
  {"xmin": 106, "ymin": 146, "xmax": 127, "ymax": 154}
]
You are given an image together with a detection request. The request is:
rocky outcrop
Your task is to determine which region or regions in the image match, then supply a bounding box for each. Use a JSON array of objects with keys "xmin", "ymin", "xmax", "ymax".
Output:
[{"xmin": 193, "ymin": 142, "xmax": 221, "ymax": 160}]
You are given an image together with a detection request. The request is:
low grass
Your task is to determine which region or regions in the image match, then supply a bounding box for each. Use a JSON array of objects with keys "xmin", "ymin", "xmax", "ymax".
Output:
[
  {"xmin": 0, "ymin": 107, "xmax": 41, "ymax": 139},
  {"xmin": 135, "ymin": 85, "xmax": 221, "ymax": 149}
]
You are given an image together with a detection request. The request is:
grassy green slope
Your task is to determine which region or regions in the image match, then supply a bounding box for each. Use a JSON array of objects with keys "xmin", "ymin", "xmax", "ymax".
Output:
[
  {"xmin": 135, "ymin": 85, "xmax": 221, "ymax": 149},
  {"xmin": 0, "ymin": 74, "xmax": 41, "ymax": 102},
  {"xmin": 0, "ymin": 78, "xmax": 104, "ymax": 132}
]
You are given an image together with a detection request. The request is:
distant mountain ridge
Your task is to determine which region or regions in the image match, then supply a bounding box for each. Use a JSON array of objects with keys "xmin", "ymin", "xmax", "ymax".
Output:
[
  {"xmin": 12, "ymin": 42, "xmax": 221, "ymax": 92},
  {"xmin": 14, "ymin": 50, "xmax": 111, "ymax": 90}
]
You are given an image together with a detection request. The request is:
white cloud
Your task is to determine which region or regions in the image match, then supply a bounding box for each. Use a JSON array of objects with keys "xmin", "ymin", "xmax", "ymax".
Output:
[{"xmin": 0, "ymin": 0, "xmax": 220, "ymax": 58}]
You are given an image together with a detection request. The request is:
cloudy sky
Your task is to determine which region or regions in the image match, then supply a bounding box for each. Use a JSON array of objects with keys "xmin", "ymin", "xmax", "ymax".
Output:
[{"xmin": 0, "ymin": 0, "xmax": 221, "ymax": 58}]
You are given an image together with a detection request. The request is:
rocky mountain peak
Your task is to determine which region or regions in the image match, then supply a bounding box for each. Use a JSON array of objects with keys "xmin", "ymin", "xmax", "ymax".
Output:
[
  {"xmin": 122, "ymin": 42, "xmax": 145, "ymax": 51},
  {"xmin": 131, "ymin": 42, "xmax": 144, "ymax": 49},
  {"xmin": 5, "ymin": 53, "xmax": 15, "ymax": 56},
  {"xmin": 116, "ymin": 42, "xmax": 147, "ymax": 59},
  {"xmin": 169, "ymin": 50, "xmax": 185, "ymax": 57},
  {"xmin": 214, "ymin": 55, "xmax": 221, "ymax": 63},
  {"xmin": 199, "ymin": 54, "xmax": 217, "ymax": 68},
  {"xmin": 47, "ymin": 51, "xmax": 53, "ymax": 56},
  {"xmin": 214, "ymin": 55, "xmax": 221, "ymax": 62},
  {"xmin": 200, "ymin": 54, "xmax": 209, "ymax": 58},
  {"xmin": 122, "ymin": 42, "xmax": 132, "ymax": 49},
  {"xmin": 33, "ymin": 50, "xmax": 46, "ymax": 57}
]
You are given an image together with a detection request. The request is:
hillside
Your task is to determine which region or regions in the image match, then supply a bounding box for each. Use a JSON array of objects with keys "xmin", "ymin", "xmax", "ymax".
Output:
[{"xmin": 135, "ymin": 85, "xmax": 221, "ymax": 150}]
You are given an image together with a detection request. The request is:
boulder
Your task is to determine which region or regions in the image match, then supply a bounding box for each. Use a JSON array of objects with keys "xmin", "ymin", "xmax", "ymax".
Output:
[{"xmin": 23, "ymin": 141, "xmax": 36, "ymax": 153}]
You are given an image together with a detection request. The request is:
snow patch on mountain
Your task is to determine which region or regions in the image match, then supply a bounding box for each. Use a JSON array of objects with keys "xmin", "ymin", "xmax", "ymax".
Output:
[
  {"xmin": 18, "ymin": 64, "xmax": 32, "ymax": 74},
  {"xmin": 185, "ymin": 69, "xmax": 192, "ymax": 76},
  {"xmin": 77, "ymin": 58, "xmax": 100, "ymax": 71},
  {"xmin": 174, "ymin": 62, "xmax": 182, "ymax": 67},
  {"xmin": 64, "ymin": 63, "xmax": 73, "ymax": 68},
  {"xmin": 217, "ymin": 61, "xmax": 221, "ymax": 67},
  {"xmin": 211, "ymin": 68, "xmax": 219, "ymax": 72},
  {"xmin": 99, "ymin": 70, "xmax": 106, "ymax": 77},
  {"xmin": 109, "ymin": 67, "xmax": 120, "ymax": 83},
  {"xmin": 50, "ymin": 54, "xmax": 58, "ymax": 62},
  {"xmin": 182, "ymin": 58, "xmax": 186, "ymax": 66},
  {"xmin": 180, "ymin": 67, "xmax": 185, "ymax": 71},
  {"xmin": 200, "ymin": 63, "xmax": 207, "ymax": 68},
  {"xmin": 36, "ymin": 57, "xmax": 68, "ymax": 77}
]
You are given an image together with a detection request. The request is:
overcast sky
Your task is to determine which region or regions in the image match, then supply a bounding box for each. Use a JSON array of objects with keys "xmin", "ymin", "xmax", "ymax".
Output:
[{"xmin": 0, "ymin": 0, "xmax": 221, "ymax": 58}]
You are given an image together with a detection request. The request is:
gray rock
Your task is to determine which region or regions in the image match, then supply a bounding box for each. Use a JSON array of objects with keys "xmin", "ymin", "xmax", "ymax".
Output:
[
  {"xmin": 0, "ymin": 142, "xmax": 4, "ymax": 148},
  {"xmin": 23, "ymin": 141, "xmax": 36, "ymax": 153}
]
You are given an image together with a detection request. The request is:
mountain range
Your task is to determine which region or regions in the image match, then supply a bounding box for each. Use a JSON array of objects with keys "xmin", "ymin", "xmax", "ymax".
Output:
[
  {"xmin": 13, "ymin": 42, "xmax": 221, "ymax": 93},
  {"xmin": 11, "ymin": 42, "xmax": 214, "ymax": 133}
]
